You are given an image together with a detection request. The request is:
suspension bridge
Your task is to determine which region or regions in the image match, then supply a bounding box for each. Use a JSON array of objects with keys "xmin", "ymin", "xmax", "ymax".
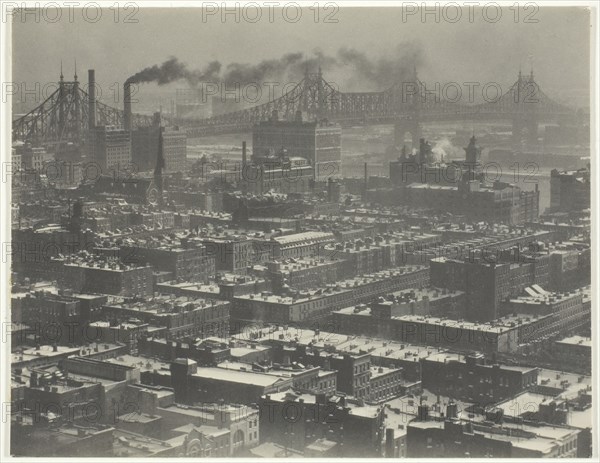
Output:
[{"xmin": 12, "ymin": 66, "xmax": 574, "ymax": 148}]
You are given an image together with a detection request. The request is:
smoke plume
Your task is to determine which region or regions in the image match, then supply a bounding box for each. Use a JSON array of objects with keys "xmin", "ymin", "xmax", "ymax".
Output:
[
  {"xmin": 126, "ymin": 42, "xmax": 424, "ymax": 90},
  {"xmin": 126, "ymin": 57, "xmax": 222, "ymax": 85},
  {"xmin": 337, "ymin": 42, "xmax": 424, "ymax": 89},
  {"xmin": 432, "ymin": 137, "xmax": 463, "ymax": 163}
]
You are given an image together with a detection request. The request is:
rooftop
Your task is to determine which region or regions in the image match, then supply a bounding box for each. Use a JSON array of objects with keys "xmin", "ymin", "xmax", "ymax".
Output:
[
  {"xmin": 105, "ymin": 294, "xmax": 226, "ymax": 315},
  {"xmin": 555, "ymin": 335, "xmax": 591, "ymax": 348},
  {"xmin": 193, "ymin": 365, "xmax": 292, "ymax": 387}
]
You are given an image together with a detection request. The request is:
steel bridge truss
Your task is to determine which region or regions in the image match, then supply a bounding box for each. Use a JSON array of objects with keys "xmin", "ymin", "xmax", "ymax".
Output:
[{"xmin": 13, "ymin": 70, "xmax": 574, "ymax": 144}]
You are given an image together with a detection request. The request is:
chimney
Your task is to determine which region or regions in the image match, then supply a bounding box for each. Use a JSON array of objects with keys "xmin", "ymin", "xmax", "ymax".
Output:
[
  {"xmin": 30, "ymin": 371, "xmax": 38, "ymax": 388},
  {"xmin": 385, "ymin": 428, "xmax": 395, "ymax": 458},
  {"xmin": 446, "ymin": 402, "xmax": 458, "ymax": 420},
  {"xmin": 88, "ymin": 69, "xmax": 96, "ymax": 129},
  {"xmin": 242, "ymin": 141, "xmax": 247, "ymax": 167},
  {"xmin": 363, "ymin": 162, "xmax": 368, "ymax": 200},
  {"xmin": 124, "ymin": 82, "xmax": 132, "ymax": 131},
  {"xmin": 417, "ymin": 404, "xmax": 429, "ymax": 421}
]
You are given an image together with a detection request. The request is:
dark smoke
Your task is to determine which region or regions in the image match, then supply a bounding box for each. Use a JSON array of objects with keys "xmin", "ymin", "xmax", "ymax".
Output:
[
  {"xmin": 126, "ymin": 57, "xmax": 221, "ymax": 85},
  {"xmin": 222, "ymin": 52, "xmax": 304, "ymax": 84},
  {"xmin": 337, "ymin": 42, "xmax": 424, "ymax": 88},
  {"xmin": 126, "ymin": 43, "xmax": 424, "ymax": 90}
]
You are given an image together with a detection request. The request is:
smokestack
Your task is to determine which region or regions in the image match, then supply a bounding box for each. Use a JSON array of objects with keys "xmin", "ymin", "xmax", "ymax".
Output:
[
  {"xmin": 385, "ymin": 428, "xmax": 395, "ymax": 458},
  {"xmin": 88, "ymin": 69, "xmax": 96, "ymax": 130},
  {"xmin": 124, "ymin": 82, "xmax": 132, "ymax": 131},
  {"xmin": 417, "ymin": 404, "xmax": 429, "ymax": 421},
  {"xmin": 154, "ymin": 128, "xmax": 165, "ymax": 209},
  {"xmin": 446, "ymin": 402, "xmax": 458, "ymax": 420},
  {"xmin": 242, "ymin": 141, "xmax": 247, "ymax": 166},
  {"xmin": 363, "ymin": 162, "xmax": 368, "ymax": 199}
]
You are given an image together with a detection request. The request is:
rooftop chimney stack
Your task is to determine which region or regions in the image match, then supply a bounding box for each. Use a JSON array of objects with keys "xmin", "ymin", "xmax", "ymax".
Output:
[
  {"xmin": 88, "ymin": 69, "xmax": 96, "ymax": 130},
  {"xmin": 385, "ymin": 428, "xmax": 395, "ymax": 458},
  {"xmin": 446, "ymin": 402, "xmax": 458, "ymax": 420},
  {"xmin": 124, "ymin": 82, "xmax": 132, "ymax": 131},
  {"xmin": 418, "ymin": 403, "xmax": 429, "ymax": 421}
]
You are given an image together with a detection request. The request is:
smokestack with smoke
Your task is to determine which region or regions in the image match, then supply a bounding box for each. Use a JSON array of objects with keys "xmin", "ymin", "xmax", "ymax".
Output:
[
  {"xmin": 126, "ymin": 43, "xmax": 424, "ymax": 90},
  {"xmin": 126, "ymin": 57, "xmax": 222, "ymax": 88},
  {"xmin": 123, "ymin": 45, "xmax": 425, "ymax": 118}
]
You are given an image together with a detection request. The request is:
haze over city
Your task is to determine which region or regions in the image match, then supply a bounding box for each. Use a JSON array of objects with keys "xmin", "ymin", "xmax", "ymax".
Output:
[{"xmin": 12, "ymin": 7, "xmax": 591, "ymax": 107}]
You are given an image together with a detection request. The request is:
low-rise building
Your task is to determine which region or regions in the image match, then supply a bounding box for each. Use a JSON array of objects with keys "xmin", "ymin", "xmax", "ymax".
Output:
[
  {"xmin": 58, "ymin": 253, "xmax": 153, "ymax": 297},
  {"xmin": 100, "ymin": 295, "xmax": 230, "ymax": 341},
  {"xmin": 258, "ymin": 391, "xmax": 384, "ymax": 457},
  {"xmin": 421, "ymin": 352, "xmax": 538, "ymax": 404}
]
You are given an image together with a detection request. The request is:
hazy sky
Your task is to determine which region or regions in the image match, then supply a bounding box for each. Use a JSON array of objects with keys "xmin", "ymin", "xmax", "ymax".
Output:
[{"xmin": 11, "ymin": 6, "xmax": 592, "ymax": 106}]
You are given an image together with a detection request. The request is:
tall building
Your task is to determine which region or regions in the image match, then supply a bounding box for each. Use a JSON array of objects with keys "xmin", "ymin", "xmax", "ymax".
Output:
[
  {"xmin": 429, "ymin": 255, "xmax": 548, "ymax": 322},
  {"xmin": 549, "ymin": 167, "xmax": 590, "ymax": 212},
  {"xmin": 162, "ymin": 126, "xmax": 187, "ymax": 172},
  {"xmin": 131, "ymin": 126, "xmax": 160, "ymax": 172},
  {"xmin": 132, "ymin": 120, "xmax": 187, "ymax": 173},
  {"xmin": 91, "ymin": 125, "xmax": 132, "ymax": 173},
  {"xmin": 252, "ymin": 111, "xmax": 342, "ymax": 181}
]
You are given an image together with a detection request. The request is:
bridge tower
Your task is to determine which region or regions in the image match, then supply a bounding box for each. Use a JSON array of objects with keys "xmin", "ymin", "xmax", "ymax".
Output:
[
  {"xmin": 73, "ymin": 61, "xmax": 81, "ymax": 140},
  {"xmin": 58, "ymin": 62, "xmax": 65, "ymax": 139},
  {"xmin": 511, "ymin": 69, "xmax": 539, "ymax": 149},
  {"xmin": 316, "ymin": 66, "xmax": 325, "ymax": 119},
  {"xmin": 394, "ymin": 65, "xmax": 421, "ymax": 149}
]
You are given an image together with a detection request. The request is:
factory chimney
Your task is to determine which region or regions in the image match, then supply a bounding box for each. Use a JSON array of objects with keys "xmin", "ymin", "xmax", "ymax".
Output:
[
  {"xmin": 385, "ymin": 428, "xmax": 395, "ymax": 458},
  {"xmin": 154, "ymin": 128, "xmax": 165, "ymax": 209},
  {"xmin": 124, "ymin": 82, "xmax": 132, "ymax": 131},
  {"xmin": 88, "ymin": 69, "xmax": 96, "ymax": 130},
  {"xmin": 242, "ymin": 141, "xmax": 247, "ymax": 167},
  {"xmin": 363, "ymin": 162, "xmax": 368, "ymax": 200}
]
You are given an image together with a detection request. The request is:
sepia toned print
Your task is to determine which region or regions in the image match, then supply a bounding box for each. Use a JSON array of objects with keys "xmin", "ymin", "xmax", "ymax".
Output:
[{"xmin": 1, "ymin": 1, "xmax": 596, "ymax": 459}]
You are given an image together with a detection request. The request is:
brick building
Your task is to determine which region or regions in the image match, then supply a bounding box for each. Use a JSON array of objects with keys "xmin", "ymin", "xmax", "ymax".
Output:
[
  {"xmin": 58, "ymin": 254, "xmax": 153, "ymax": 297},
  {"xmin": 90, "ymin": 125, "xmax": 131, "ymax": 173},
  {"xmin": 120, "ymin": 237, "xmax": 215, "ymax": 283},
  {"xmin": 100, "ymin": 295, "xmax": 230, "ymax": 341},
  {"xmin": 549, "ymin": 167, "xmax": 590, "ymax": 212}
]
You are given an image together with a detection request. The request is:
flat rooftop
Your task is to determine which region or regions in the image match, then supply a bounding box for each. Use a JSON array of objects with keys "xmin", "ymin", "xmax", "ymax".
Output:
[
  {"xmin": 105, "ymin": 294, "xmax": 226, "ymax": 315},
  {"xmin": 555, "ymin": 335, "xmax": 591, "ymax": 348},
  {"xmin": 193, "ymin": 365, "xmax": 292, "ymax": 387}
]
